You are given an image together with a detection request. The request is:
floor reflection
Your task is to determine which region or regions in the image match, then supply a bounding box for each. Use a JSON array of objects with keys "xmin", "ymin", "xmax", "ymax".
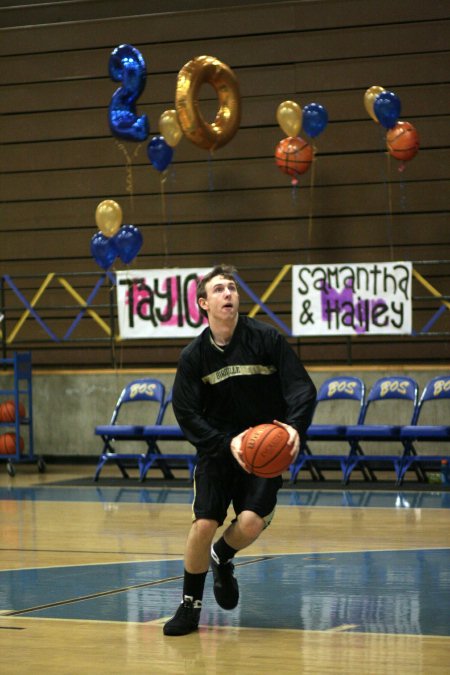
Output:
[
  {"xmin": 2, "ymin": 549, "xmax": 449, "ymax": 636},
  {"xmin": 0, "ymin": 486, "xmax": 449, "ymax": 509}
]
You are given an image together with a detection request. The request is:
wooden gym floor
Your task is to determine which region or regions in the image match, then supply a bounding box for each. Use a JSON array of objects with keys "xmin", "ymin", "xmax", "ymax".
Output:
[{"xmin": 0, "ymin": 463, "xmax": 449, "ymax": 675}]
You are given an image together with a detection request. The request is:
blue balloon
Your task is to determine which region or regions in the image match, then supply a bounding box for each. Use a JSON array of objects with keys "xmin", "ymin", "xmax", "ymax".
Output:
[
  {"xmin": 147, "ymin": 135, "xmax": 173, "ymax": 171},
  {"xmin": 90, "ymin": 232, "xmax": 118, "ymax": 270},
  {"xmin": 108, "ymin": 44, "xmax": 149, "ymax": 142},
  {"xmin": 114, "ymin": 225, "xmax": 143, "ymax": 264},
  {"xmin": 302, "ymin": 102, "xmax": 328, "ymax": 138},
  {"xmin": 373, "ymin": 91, "xmax": 401, "ymax": 129}
]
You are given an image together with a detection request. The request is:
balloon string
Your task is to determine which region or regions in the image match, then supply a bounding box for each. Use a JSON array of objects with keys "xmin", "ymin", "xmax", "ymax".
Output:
[
  {"xmin": 307, "ymin": 147, "xmax": 317, "ymax": 263},
  {"xmin": 399, "ymin": 175, "xmax": 407, "ymax": 213},
  {"xmin": 385, "ymin": 151, "xmax": 395, "ymax": 261},
  {"xmin": 379, "ymin": 128, "xmax": 394, "ymax": 262},
  {"xmin": 291, "ymin": 179, "xmax": 298, "ymax": 206},
  {"xmin": 115, "ymin": 140, "xmax": 139, "ymax": 213},
  {"xmin": 208, "ymin": 150, "xmax": 215, "ymax": 191},
  {"xmin": 160, "ymin": 170, "xmax": 169, "ymax": 264}
]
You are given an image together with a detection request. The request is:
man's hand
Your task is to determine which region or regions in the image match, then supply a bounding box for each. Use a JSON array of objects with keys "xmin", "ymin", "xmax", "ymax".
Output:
[
  {"xmin": 230, "ymin": 429, "xmax": 251, "ymax": 472},
  {"xmin": 273, "ymin": 420, "xmax": 300, "ymax": 462}
]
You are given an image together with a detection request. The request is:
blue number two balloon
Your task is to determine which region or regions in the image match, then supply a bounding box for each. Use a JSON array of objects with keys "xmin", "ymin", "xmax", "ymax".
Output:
[{"xmin": 108, "ymin": 44, "xmax": 149, "ymax": 142}]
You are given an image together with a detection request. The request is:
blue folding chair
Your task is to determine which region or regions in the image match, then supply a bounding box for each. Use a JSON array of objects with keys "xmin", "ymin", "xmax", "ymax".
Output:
[
  {"xmin": 140, "ymin": 388, "xmax": 197, "ymax": 482},
  {"xmin": 290, "ymin": 376, "xmax": 365, "ymax": 483},
  {"xmin": 94, "ymin": 378, "xmax": 166, "ymax": 481},
  {"xmin": 398, "ymin": 375, "xmax": 450, "ymax": 484},
  {"xmin": 343, "ymin": 376, "xmax": 419, "ymax": 484}
]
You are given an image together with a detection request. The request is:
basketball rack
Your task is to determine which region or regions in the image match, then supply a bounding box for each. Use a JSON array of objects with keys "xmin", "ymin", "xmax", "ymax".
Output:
[{"xmin": 0, "ymin": 351, "xmax": 45, "ymax": 476}]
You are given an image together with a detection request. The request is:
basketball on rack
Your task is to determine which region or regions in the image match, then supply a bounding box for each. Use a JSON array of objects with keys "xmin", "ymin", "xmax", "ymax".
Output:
[
  {"xmin": 241, "ymin": 423, "xmax": 291, "ymax": 478},
  {"xmin": 0, "ymin": 400, "xmax": 26, "ymax": 422},
  {"xmin": 0, "ymin": 433, "xmax": 24, "ymax": 455}
]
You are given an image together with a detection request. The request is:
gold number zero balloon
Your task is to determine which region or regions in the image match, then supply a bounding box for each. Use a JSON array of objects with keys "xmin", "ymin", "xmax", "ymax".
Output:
[{"xmin": 175, "ymin": 55, "xmax": 241, "ymax": 150}]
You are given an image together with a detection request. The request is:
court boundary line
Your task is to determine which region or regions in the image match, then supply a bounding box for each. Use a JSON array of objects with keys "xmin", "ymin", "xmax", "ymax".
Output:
[{"xmin": 0, "ymin": 547, "xmax": 448, "ymax": 574}]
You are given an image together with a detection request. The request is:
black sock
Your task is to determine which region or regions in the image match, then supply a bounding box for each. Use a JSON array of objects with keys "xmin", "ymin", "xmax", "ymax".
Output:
[
  {"xmin": 212, "ymin": 536, "xmax": 238, "ymax": 564},
  {"xmin": 183, "ymin": 569, "xmax": 207, "ymax": 603}
]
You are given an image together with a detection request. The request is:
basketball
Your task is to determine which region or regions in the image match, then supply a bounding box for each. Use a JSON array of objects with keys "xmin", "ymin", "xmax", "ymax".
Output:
[
  {"xmin": 241, "ymin": 423, "xmax": 291, "ymax": 478},
  {"xmin": 275, "ymin": 136, "xmax": 313, "ymax": 179},
  {"xmin": 0, "ymin": 400, "xmax": 26, "ymax": 422},
  {"xmin": 386, "ymin": 121, "xmax": 419, "ymax": 162},
  {"xmin": 0, "ymin": 433, "xmax": 24, "ymax": 455}
]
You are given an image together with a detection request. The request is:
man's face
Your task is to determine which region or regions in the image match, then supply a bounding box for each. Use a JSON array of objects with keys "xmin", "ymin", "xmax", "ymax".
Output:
[{"xmin": 200, "ymin": 274, "xmax": 240, "ymax": 321}]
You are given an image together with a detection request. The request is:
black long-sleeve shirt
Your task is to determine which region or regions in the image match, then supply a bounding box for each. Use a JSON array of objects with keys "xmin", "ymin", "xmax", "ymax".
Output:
[{"xmin": 172, "ymin": 316, "xmax": 316, "ymax": 458}]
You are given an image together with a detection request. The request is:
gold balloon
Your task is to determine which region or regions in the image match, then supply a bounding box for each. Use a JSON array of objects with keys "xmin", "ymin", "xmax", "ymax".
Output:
[
  {"xmin": 95, "ymin": 200, "xmax": 122, "ymax": 238},
  {"xmin": 276, "ymin": 100, "xmax": 302, "ymax": 137},
  {"xmin": 159, "ymin": 109, "xmax": 182, "ymax": 148},
  {"xmin": 364, "ymin": 85, "xmax": 385, "ymax": 122},
  {"xmin": 175, "ymin": 55, "xmax": 241, "ymax": 150}
]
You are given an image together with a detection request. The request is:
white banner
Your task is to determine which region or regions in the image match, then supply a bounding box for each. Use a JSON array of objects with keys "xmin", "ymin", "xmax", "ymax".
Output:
[
  {"xmin": 116, "ymin": 268, "xmax": 209, "ymax": 339},
  {"xmin": 292, "ymin": 262, "xmax": 412, "ymax": 336}
]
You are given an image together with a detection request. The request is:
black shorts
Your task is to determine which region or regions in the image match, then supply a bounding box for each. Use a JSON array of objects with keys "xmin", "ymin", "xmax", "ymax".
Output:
[{"xmin": 192, "ymin": 452, "xmax": 283, "ymax": 526}]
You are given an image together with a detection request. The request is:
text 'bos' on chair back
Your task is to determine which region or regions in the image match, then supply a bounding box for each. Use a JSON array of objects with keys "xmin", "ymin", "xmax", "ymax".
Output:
[
  {"xmin": 311, "ymin": 376, "xmax": 365, "ymax": 425},
  {"xmin": 110, "ymin": 379, "xmax": 166, "ymax": 426},
  {"xmin": 411, "ymin": 375, "xmax": 450, "ymax": 425},
  {"xmin": 360, "ymin": 376, "xmax": 419, "ymax": 425}
]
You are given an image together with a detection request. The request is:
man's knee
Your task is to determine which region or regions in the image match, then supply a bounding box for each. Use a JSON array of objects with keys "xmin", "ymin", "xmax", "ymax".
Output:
[
  {"xmin": 236, "ymin": 510, "xmax": 266, "ymax": 540},
  {"xmin": 192, "ymin": 518, "xmax": 219, "ymax": 541}
]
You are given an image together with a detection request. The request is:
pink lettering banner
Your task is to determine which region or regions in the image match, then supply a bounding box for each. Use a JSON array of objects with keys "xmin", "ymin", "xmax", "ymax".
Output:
[{"xmin": 116, "ymin": 268, "xmax": 209, "ymax": 338}]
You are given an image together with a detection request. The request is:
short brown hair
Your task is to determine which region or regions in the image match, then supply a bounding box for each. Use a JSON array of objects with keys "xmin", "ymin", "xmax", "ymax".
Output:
[{"xmin": 197, "ymin": 264, "xmax": 238, "ymax": 318}]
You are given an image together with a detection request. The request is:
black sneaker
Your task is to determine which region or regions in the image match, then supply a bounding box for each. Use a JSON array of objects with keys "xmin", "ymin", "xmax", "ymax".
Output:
[
  {"xmin": 210, "ymin": 548, "xmax": 239, "ymax": 610},
  {"xmin": 163, "ymin": 596, "xmax": 202, "ymax": 636}
]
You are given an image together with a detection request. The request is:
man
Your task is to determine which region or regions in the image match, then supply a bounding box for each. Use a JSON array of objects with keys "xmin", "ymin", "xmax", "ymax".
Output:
[{"xmin": 163, "ymin": 264, "xmax": 316, "ymax": 636}]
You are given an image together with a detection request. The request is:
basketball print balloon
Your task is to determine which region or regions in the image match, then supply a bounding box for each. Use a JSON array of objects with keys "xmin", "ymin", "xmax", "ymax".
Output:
[
  {"xmin": 275, "ymin": 136, "xmax": 313, "ymax": 181},
  {"xmin": 241, "ymin": 423, "xmax": 292, "ymax": 478},
  {"xmin": 386, "ymin": 121, "xmax": 419, "ymax": 162}
]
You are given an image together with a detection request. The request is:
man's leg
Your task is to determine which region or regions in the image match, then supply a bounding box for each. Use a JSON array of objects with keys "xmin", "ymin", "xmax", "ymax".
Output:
[
  {"xmin": 185, "ymin": 518, "xmax": 218, "ymax": 571},
  {"xmin": 211, "ymin": 510, "xmax": 266, "ymax": 610},
  {"xmin": 222, "ymin": 510, "xmax": 266, "ymax": 549},
  {"xmin": 164, "ymin": 518, "xmax": 217, "ymax": 636}
]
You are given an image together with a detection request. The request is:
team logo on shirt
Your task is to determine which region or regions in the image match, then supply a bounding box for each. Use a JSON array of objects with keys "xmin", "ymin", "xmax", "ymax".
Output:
[{"xmin": 202, "ymin": 364, "xmax": 277, "ymax": 385}]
